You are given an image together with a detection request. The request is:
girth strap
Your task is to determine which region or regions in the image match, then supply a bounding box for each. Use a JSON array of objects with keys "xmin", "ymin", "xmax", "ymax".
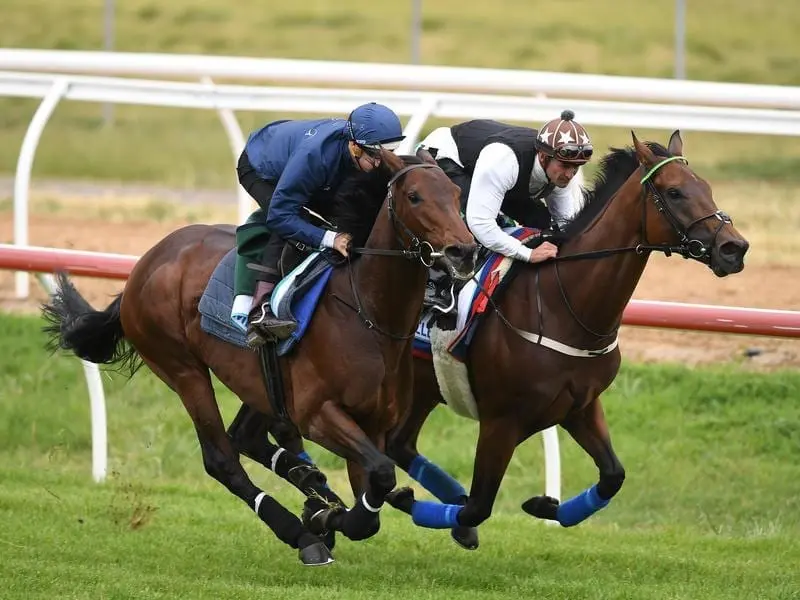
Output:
[{"xmin": 258, "ymin": 342, "xmax": 290, "ymax": 421}]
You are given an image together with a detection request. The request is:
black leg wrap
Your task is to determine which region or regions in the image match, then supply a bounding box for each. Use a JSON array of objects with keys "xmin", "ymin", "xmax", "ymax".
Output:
[
  {"xmin": 271, "ymin": 449, "xmax": 343, "ymax": 505},
  {"xmin": 335, "ymin": 496, "xmax": 381, "ymax": 541},
  {"xmin": 253, "ymin": 493, "xmax": 306, "ymax": 549}
]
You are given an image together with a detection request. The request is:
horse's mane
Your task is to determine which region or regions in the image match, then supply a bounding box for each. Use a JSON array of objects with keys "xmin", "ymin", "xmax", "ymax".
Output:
[
  {"xmin": 559, "ymin": 142, "xmax": 672, "ymax": 239},
  {"xmin": 331, "ymin": 155, "xmax": 426, "ymax": 247}
]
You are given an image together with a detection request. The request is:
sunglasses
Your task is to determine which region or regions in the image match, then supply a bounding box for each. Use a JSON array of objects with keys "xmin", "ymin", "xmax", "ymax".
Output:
[{"xmin": 555, "ymin": 144, "xmax": 593, "ymax": 162}]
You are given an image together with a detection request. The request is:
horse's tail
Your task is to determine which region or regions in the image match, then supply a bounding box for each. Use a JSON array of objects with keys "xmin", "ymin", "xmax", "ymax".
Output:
[{"xmin": 42, "ymin": 272, "xmax": 142, "ymax": 378}]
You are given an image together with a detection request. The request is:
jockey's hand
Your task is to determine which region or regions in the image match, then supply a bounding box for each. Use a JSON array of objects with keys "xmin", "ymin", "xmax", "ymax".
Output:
[
  {"xmin": 528, "ymin": 241, "xmax": 558, "ymax": 263},
  {"xmin": 333, "ymin": 232, "xmax": 353, "ymax": 257}
]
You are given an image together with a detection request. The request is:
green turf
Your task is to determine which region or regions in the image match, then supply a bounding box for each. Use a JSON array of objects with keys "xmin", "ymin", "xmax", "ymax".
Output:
[{"xmin": 1, "ymin": 310, "xmax": 798, "ymax": 598}]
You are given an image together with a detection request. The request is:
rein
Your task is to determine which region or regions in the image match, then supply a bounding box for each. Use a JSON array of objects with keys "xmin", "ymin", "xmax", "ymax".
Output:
[
  {"xmin": 332, "ymin": 162, "xmax": 442, "ymax": 340},
  {"xmin": 483, "ymin": 154, "xmax": 735, "ymax": 347}
]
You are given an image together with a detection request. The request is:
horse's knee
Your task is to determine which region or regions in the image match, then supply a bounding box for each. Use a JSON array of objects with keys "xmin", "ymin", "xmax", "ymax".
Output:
[
  {"xmin": 456, "ymin": 501, "xmax": 491, "ymax": 528},
  {"xmin": 368, "ymin": 458, "xmax": 397, "ymax": 498},
  {"xmin": 598, "ymin": 467, "xmax": 626, "ymax": 499}
]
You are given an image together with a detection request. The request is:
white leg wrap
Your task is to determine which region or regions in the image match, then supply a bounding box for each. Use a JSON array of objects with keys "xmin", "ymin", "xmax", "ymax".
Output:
[
  {"xmin": 270, "ymin": 447, "xmax": 286, "ymax": 473},
  {"xmin": 361, "ymin": 493, "xmax": 381, "ymax": 513},
  {"xmin": 254, "ymin": 491, "xmax": 267, "ymax": 515}
]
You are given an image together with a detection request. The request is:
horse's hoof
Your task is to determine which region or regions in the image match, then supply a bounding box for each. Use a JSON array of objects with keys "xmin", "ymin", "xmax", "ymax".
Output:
[
  {"xmin": 451, "ymin": 525, "xmax": 479, "ymax": 550},
  {"xmin": 298, "ymin": 541, "xmax": 335, "ymax": 567},
  {"xmin": 385, "ymin": 487, "xmax": 415, "ymax": 515},
  {"xmin": 521, "ymin": 495, "xmax": 560, "ymax": 521}
]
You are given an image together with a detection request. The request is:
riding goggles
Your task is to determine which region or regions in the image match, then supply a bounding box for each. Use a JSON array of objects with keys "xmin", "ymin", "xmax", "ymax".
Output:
[{"xmin": 555, "ymin": 144, "xmax": 593, "ymax": 162}]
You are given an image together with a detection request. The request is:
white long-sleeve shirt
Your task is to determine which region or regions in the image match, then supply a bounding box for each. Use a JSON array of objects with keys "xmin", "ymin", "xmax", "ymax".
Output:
[{"xmin": 420, "ymin": 127, "xmax": 585, "ymax": 261}]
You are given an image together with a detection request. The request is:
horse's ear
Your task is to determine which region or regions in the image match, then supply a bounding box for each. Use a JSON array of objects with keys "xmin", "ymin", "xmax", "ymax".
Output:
[
  {"xmin": 416, "ymin": 146, "xmax": 438, "ymax": 165},
  {"xmin": 668, "ymin": 130, "xmax": 684, "ymax": 156},
  {"xmin": 379, "ymin": 149, "xmax": 404, "ymax": 173},
  {"xmin": 631, "ymin": 130, "xmax": 657, "ymax": 166}
]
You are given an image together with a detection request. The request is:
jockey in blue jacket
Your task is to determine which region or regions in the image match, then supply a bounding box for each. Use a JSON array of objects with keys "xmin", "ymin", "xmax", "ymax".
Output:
[{"xmin": 232, "ymin": 102, "xmax": 405, "ymax": 344}]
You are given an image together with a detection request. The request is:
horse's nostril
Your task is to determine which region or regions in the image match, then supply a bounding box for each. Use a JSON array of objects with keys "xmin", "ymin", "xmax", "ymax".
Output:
[
  {"xmin": 720, "ymin": 240, "xmax": 748, "ymax": 261},
  {"xmin": 444, "ymin": 245, "xmax": 464, "ymax": 262},
  {"xmin": 444, "ymin": 243, "xmax": 476, "ymax": 263}
]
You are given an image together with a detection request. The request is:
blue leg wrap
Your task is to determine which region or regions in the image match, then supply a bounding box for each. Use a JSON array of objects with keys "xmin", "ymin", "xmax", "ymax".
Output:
[
  {"xmin": 408, "ymin": 455, "xmax": 468, "ymax": 504},
  {"xmin": 557, "ymin": 485, "xmax": 610, "ymax": 527},
  {"xmin": 411, "ymin": 500, "xmax": 462, "ymax": 529}
]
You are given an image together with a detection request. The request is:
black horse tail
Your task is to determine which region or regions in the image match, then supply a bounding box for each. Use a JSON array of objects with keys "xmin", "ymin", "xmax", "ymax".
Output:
[{"xmin": 42, "ymin": 272, "xmax": 142, "ymax": 377}]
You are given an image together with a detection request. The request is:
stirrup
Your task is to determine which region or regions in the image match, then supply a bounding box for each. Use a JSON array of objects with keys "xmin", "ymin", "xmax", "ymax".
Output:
[
  {"xmin": 424, "ymin": 285, "xmax": 456, "ymax": 314},
  {"xmin": 248, "ymin": 303, "xmax": 297, "ymax": 341}
]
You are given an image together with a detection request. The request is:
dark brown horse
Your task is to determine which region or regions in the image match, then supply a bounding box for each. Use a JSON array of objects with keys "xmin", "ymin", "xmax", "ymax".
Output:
[
  {"xmin": 42, "ymin": 150, "xmax": 477, "ymax": 566},
  {"xmin": 376, "ymin": 131, "xmax": 749, "ymax": 543}
]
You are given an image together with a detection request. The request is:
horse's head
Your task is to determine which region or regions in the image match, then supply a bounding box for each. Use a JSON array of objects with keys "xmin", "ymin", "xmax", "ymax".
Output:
[
  {"xmin": 632, "ymin": 130, "xmax": 749, "ymax": 277},
  {"xmin": 378, "ymin": 149, "xmax": 477, "ymax": 279}
]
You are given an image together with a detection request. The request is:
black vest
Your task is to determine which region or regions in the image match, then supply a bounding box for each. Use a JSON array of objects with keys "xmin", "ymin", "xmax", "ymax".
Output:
[{"xmin": 451, "ymin": 120, "xmax": 552, "ymax": 229}]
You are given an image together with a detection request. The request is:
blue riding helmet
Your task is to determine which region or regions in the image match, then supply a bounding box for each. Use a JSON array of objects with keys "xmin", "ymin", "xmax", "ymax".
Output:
[{"xmin": 347, "ymin": 102, "xmax": 405, "ymax": 150}]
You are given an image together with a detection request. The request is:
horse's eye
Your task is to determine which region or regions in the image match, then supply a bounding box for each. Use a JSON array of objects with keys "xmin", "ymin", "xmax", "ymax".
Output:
[
  {"xmin": 408, "ymin": 191, "xmax": 422, "ymax": 205},
  {"xmin": 666, "ymin": 188, "xmax": 683, "ymax": 200}
]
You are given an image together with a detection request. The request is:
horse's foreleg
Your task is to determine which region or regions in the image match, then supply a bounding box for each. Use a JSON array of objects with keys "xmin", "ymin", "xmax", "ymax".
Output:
[
  {"xmin": 522, "ymin": 396, "xmax": 625, "ymax": 527},
  {"xmin": 303, "ymin": 402, "xmax": 396, "ymax": 542},
  {"xmin": 168, "ymin": 370, "xmax": 332, "ymax": 566}
]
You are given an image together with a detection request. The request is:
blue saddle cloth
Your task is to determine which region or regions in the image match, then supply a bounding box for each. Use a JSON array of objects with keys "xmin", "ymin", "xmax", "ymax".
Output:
[{"xmin": 198, "ymin": 248, "xmax": 334, "ymax": 356}]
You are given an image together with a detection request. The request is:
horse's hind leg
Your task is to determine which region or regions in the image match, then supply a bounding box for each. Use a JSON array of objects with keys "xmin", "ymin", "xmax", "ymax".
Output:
[
  {"xmin": 226, "ymin": 404, "xmax": 346, "ymax": 551},
  {"xmin": 151, "ymin": 360, "xmax": 333, "ymax": 566},
  {"xmin": 522, "ymin": 396, "xmax": 625, "ymax": 527},
  {"xmin": 385, "ymin": 364, "xmax": 477, "ymax": 549},
  {"xmin": 389, "ymin": 416, "xmax": 520, "ymax": 532},
  {"xmin": 226, "ymin": 405, "xmax": 344, "ymax": 506}
]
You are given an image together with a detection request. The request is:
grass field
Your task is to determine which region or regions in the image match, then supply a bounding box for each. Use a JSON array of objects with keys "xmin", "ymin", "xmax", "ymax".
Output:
[
  {"xmin": 1, "ymin": 311, "xmax": 799, "ymax": 598},
  {"xmin": 2, "ymin": 1, "xmax": 800, "ymax": 186}
]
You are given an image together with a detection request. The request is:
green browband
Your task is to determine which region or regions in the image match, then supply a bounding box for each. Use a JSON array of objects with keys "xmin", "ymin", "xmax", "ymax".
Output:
[{"xmin": 640, "ymin": 155, "xmax": 689, "ymax": 184}]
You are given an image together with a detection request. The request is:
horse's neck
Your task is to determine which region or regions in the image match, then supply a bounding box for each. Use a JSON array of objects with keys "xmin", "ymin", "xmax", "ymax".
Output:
[
  {"xmin": 553, "ymin": 174, "xmax": 650, "ymax": 336},
  {"xmin": 354, "ymin": 203, "xmax": 427, "ymax": 341}
]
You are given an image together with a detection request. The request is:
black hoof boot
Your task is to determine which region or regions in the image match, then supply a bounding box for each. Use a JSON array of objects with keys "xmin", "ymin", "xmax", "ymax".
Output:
[
  {"xmin": 302, "ymin": 498, "xmax": 338, "ymax": 551},
  {"xmin": 521, "ymin": 495, "xmax": 560, "ymax": 521},
  {"xmin": 303, "ymin": 503, "xmax": 346, "ymax": 539},
  {"xmin": 298, "ymin": 540, "xmax": 335, "ymax": 566},
  {"xmin": 451, "ymin": 525, "xmax": 479, "ymax": 550},
  {"xmin": 385, "ymin": 487, "xmax": 415, "ymax": 515}
]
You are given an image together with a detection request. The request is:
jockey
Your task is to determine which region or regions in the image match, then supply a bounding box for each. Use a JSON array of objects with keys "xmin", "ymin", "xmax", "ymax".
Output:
[
  {"xmin": 416, "ymin": 110, "xmax": 593, "ymax": 310},
  {"xmin": 231, "ymin": 102, "xmax": 405, "ymax": 343}
]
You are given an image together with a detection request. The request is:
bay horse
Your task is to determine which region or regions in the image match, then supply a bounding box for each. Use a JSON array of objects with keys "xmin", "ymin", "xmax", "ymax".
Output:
[
  {"xmin": 375, "ymin": 130, "xmax": 750, "ymax": 544},
  {"xmin": 42, "ymin": 150, "xmax": 477, "ymax": 566}
]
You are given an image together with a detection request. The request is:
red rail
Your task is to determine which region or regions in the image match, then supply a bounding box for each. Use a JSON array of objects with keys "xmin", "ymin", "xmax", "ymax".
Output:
[{"xmin": 2, "ymin": 244, "xmax": 799, "ymax": 338}]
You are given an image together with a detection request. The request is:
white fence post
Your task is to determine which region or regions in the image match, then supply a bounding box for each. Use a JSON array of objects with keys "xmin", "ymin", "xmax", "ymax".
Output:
[
  {"xmin": 14, "ymin": 77, "xmax": 69, "ymax": 299},
  {"xmin": 542, "ymin": 426, "xmax": 561, "ymax": 523},
  {"xmin": 397, "ymin": 95, "xmax": 439, "ymax": 155},
  {"xmin": 37, "ymin": 273, "xmax": 108, "ymax": 483},
  {"xmin": 200, "ymin": 76, "xmax": 252, "ymax": 224}
]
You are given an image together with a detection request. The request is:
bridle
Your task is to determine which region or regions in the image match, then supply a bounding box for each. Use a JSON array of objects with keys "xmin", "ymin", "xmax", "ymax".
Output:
[
  {"xmin": 477, "ymin": 155, "xmax": 735, "ymax": 342},
  {"xmin": 333, "ymin": 162, "xmax": 447, "ymax": 339}
]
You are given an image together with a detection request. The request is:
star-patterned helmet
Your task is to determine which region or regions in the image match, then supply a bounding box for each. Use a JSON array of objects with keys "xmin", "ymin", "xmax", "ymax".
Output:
[{"xmin": 534, "ymin": 109, "xmax": 593, "ymax": 164}]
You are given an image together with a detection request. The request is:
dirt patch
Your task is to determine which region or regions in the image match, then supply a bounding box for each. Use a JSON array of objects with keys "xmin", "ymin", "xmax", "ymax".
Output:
[{"xmin": 1, "ymin": 212, "xmax": 798, "ymax": 370}]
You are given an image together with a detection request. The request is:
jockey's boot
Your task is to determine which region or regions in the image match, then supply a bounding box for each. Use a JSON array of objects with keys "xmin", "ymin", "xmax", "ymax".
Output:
[
  {"xmin": 424, "ymin": 268, "xmax": 455, "ymax": 312},
  {"xmin": 246, "ymin": 280, "xmax": 297, "ymax": 347}
]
